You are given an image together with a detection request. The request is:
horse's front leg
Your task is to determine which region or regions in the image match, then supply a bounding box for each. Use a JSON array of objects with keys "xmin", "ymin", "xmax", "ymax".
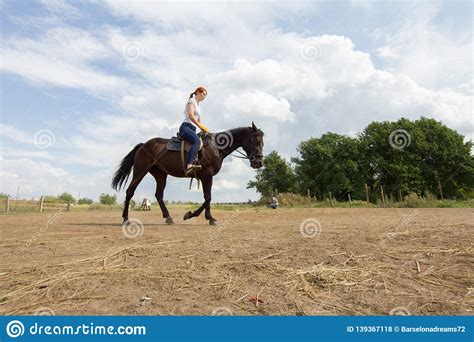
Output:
[{"xmin": 182, "ymin": 176, "xmax": 216, "ymax": 225}]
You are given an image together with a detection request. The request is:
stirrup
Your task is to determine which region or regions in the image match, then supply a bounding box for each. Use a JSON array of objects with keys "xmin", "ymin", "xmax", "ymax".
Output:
[
  {"xmin": 191, "ymin": 160, "xmax": 202, "ymax": 170},
  {"xmin": 185, "ymin": 165, "xmax": 199, "ymax": 176}
]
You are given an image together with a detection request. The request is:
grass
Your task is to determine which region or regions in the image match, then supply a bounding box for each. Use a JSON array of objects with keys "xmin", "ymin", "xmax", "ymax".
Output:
[{"xmin": 1, "ymin": 194, "xmax": 473, "ymax": 216}]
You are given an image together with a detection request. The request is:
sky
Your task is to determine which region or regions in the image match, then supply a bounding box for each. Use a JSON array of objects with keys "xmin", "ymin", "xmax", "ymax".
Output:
[{"xmin": 0, "ymin": 0, "xmax": 472, "ymax": 203}]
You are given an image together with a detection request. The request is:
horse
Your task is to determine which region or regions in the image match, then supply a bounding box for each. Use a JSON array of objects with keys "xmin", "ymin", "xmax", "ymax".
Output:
[{"xmin": 111, "ymin": 122, "xmax": 264, "ymax": 225}]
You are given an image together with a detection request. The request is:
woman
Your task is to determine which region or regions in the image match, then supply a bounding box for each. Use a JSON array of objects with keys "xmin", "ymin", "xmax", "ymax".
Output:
[{"xmin": 180, "ymin": 86, "xmax": 209, "ymax": 176}]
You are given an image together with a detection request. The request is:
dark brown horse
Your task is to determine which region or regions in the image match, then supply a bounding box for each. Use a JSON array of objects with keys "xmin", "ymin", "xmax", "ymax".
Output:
[{"xmin": 112, "ymin": 122, "xmax": 264, "ymax": 225}]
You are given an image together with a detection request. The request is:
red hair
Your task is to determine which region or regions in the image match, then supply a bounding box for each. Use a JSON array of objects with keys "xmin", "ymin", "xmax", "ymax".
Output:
[{"xmin": 189, "ymin": 86, "xmax": 207, "ymax": 99}]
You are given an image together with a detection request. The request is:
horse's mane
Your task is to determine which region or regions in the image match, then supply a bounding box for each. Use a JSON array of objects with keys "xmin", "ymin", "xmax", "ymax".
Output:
[{"xmin": 219, "ymin": 126, "xmax": 264, "ymax": 136}]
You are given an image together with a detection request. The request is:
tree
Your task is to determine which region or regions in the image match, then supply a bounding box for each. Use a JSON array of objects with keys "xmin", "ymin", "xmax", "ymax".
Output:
[
  {"xmin": 359, "ymin": 117, "xmax": 474, "ymax": 199},
  {"xmin": 247, "ymin": 151, "xmax": 296, "ymax": 198},
  {"xmin": 58, "ymin": 192, "xmax": 76, "ymax": 204},
  {"xmin": 100, "ymin": 193, "xmax": 117, "ymax": 205},
  {"xmin": 77, "ymin": 198, "xmax": 93, "ymax": 205},
  {"xmin": 292, "ymin": 133, "xmax": 364, "ymax": 200}
]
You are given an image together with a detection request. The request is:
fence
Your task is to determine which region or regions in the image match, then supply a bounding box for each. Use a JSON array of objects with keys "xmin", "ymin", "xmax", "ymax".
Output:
[
  {"xmin": 2, "ymin": 196, "xmax": 71, "ymax": 213},
  {"xmin": 274, "ymin": 181, "xmax": 451, "ymax": 208}
]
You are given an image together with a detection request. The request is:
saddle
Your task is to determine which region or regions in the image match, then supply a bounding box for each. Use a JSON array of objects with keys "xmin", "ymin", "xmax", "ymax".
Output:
[
  {"xmin": 166, "ymin": 133, "xmax": 204, "ymax": 152},
  {"xmin": 166, "ymin": 133, "xmax": 213, "ymax": 189}
]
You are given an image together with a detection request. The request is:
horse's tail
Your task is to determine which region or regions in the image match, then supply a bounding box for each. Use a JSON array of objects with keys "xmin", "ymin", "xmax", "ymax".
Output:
[{"xmin": 112, "ymin": 143, "xmax": 144, "ymax": 191}]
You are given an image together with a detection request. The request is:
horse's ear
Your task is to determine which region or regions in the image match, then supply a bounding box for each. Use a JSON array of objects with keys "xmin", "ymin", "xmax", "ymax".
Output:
[{"xmin": 252, "ymin": 121, "xmax": 257, "ymax": 131}]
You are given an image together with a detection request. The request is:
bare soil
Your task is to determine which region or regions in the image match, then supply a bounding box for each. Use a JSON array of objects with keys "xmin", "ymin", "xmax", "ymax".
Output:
[{"xmin": 1, "ymin": 207, "xmax": 473, "ymax": 316}]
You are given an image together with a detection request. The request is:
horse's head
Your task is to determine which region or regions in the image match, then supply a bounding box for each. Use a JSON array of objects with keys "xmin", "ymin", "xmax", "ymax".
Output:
[{"xmin": 242, "ymin": 122, "xmax": 264, "ymax": 169}]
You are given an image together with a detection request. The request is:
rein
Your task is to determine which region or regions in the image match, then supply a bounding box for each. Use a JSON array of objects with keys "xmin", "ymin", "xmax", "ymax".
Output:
[
  {"xmin": 229, "ymin": 132, "xmax": 262, "ymax": 161},
  {"xmin": 230, "ymin": 149, "xmax": 249, "ymax": 159}
]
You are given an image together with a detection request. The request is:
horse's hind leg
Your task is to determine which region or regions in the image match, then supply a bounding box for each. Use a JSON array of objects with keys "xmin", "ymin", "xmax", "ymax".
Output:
[
  {"xmin": 183, "ymin": 203, "xmax": 205, "ymax": 220},
  {"xmin": 150, "ymin": 166, "xmax": 173, "ymax": 224},
  {"xmin": 122, "ymin": 159, "xmax": 150, "ymax": 223},
  {"xmin": 203, "ymin": 177, "xmax": 217, "ymax": 225}
]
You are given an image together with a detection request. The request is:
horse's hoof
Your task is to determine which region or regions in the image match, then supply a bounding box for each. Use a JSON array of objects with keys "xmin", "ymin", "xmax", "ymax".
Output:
[
  {"xmin": 165, "ymin": 217, "xmax": 174, "ymax": 225},
  {"xmin": 209, "ymin": 220, "xmax": 218, "ymax": 226},
  {"xmin": 122, "ymin": 218, "xmax": 129, "ymax": 225},
  {"xmin": 183, "ymin": 211, "xmax": 193, "ymax": 220}
]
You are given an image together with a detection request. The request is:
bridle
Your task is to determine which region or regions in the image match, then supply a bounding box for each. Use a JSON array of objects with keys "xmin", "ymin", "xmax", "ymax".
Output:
[{"xmin": 230, "ymin": 132, "xmax": 263, "ymax": 162}]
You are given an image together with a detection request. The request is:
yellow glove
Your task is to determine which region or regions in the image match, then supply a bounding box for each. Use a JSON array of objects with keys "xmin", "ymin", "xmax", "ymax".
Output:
[{"xmin": 198, "ymin": 123, "xmax": 209, "ymax": 133}]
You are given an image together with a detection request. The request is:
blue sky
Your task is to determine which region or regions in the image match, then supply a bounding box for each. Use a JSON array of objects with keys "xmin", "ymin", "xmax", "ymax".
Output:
[{"xmin": 1, "ymin": 0, "xmax": 472, "ymax": 203}]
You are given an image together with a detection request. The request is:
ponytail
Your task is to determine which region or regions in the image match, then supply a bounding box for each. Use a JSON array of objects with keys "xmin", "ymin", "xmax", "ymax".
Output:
[{"xmin": 189, "ymin": 86, "xmax": 207, "ymax": 99}]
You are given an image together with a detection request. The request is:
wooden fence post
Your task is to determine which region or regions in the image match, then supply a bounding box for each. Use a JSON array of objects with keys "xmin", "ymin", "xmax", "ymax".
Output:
[
  {"xmin": 438, "ymin": 181, "xmax": 444, "ymax": 201},
  {"xmin": 328, "ymin": 192, "xmax": 333, "ymax": 207},
  {"xmin": 67, "ymin": 200, "xmax": 71, "ymax": 212},
  {"xmin": 5, "ymin": 196, "xmax": 10, "ymax": 213},
  {"xmin": 39, "ymin": 196, "xmax": 44, "ymax": 212},
  {"xmin": 380, "ymin": 186, "xmax": 385, "ymax": 207},
  {"xmin": 398, "ymin": 189, "xmax": 403, "ymax": 202},
  {"xmin": 348, "ymin": 193, "xmax": 352, "ymax": 207},
  {"xmin": 365, "ymin": 184, "xmax": 370, "ymax": 207}
]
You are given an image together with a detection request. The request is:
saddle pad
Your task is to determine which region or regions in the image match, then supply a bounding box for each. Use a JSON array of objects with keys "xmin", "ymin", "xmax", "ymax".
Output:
[{"xmin": 166, "ymin": 137, "xmax": 203, "ymax": 152}]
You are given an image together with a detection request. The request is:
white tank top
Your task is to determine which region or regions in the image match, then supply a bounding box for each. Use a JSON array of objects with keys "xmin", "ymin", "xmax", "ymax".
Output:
[{"xmin": 183, "ymin": 97, "xmax": 201, "ymax": 128}]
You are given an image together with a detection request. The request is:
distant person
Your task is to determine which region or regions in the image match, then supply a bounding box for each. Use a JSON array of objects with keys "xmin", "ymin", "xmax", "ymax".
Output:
[{"xmin": 267, "ymin": 193, "xmax": 278, "ymax": 209}]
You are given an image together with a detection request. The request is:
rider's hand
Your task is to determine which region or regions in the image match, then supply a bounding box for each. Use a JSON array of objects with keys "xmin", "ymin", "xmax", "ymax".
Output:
[{"xmin": 199, "ymin": 123, "xmax": 209, "ymax": 133}]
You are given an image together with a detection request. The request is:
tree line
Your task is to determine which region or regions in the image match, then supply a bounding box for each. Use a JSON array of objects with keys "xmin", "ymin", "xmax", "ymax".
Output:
[{"xmin": 248, "ymin": 117, "xmax": 474, "ymax": 202}]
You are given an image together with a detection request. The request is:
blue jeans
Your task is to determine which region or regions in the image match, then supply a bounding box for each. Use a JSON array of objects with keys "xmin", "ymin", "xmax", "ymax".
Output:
[{"xmin": 179, "ymin": 122, "xmax": 200, "ymax": 165}]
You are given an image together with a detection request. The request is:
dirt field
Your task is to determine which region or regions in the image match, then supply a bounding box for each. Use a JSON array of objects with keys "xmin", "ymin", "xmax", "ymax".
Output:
[{"xmin": 1, "ymin": 207, "xmax": 473, "ymax": 316}]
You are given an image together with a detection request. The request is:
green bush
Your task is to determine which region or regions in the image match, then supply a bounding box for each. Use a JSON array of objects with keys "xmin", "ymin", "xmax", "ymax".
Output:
[
  {"xmin": 58, "ymin": 192, "xmax": 76, "ymax": 204},
  {"xmin": 400, "ymin": 193, "xmax": 426, "ymax": 208},
  {"xmin": 78, "ymin": 198, "xmax": 93, "ymax": 205},
  {"xmin": 99, "ymin": 193, "xmax": 117, "ymax": 205}
]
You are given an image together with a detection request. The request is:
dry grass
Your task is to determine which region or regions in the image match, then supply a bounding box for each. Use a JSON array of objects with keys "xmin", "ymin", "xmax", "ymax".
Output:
[{"xmin": 0, "ymin": 208, "xmax": 472, "ymax": 315}]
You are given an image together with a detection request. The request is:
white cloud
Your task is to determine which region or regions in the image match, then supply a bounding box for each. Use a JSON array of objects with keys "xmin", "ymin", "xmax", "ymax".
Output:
[
  {"xmin": 374, "ymin": 2, "xmax": 472, "ymax": 94},
  {"xmin": 1, "ymin": 1, "xmax": 472, "ymax": 202},
  {"xmin": 1, "ymin": 124, "xmax": 35, "ymax": 144},
  {"xmin": 224, "ymin": 90, "xmax": 295, "ymax": 123},
  {"xmin": 0, "ymin": 158, "xmax": 71, "ymax": 197},
  {"xmin": 0, "ymin": 26, "xmax": 127, "ymax": 93}
]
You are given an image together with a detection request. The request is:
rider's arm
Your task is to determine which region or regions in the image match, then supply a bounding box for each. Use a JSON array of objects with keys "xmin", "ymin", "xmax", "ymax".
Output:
[{"xmin": 187, "ymin": 102, "xmax": 208, "ymax": 132}]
